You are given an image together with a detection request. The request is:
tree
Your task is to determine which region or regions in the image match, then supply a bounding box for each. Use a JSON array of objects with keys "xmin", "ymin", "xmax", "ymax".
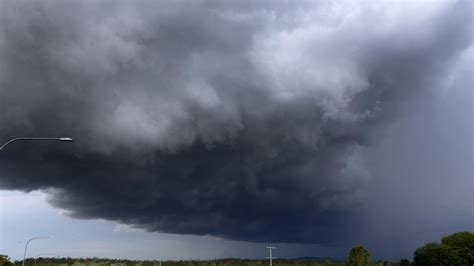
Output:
[
  {"xmin": 399, "ymin": 259, "xmax": 410, "ymax": 266},
  {"xmin": 0, "ymin": 255, "xmax": 12, "ymax": 266},
  {"xmin": 441, "ymin": 231, "xmax": 474, "ymax": 265},
  {"xmin": 348, "ymin": 246, "xmax": 372, "ymax": 266},
  {"xmin": 413, "ymin": 232, "xmax": 474, "ymax": 266},
  {"xmin": 413, "ymin": 242, "xmax": 463, "ymax": 266}
]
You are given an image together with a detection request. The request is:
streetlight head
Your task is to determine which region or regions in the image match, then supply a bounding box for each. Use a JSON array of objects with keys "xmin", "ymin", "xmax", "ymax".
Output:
[
  {"xmin": 35, "ymin": 236, "xmax": 53, "ymax": 240},
  {"xmin": 59, "ymin": 138, "xmax": 73, "ymax": 142}
]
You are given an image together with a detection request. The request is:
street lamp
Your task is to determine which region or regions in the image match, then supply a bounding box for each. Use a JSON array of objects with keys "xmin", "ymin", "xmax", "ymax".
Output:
[
  {"xmin": 34, "ymin": 254, "xmax": 54, "ymax": 266},
  {"xmin": 22, "ymin": 237, "xmax": 53, "ymax": 266},
  {"xmin": 0, "ymin": 137, "xmax": 73, "ymax": 151}
]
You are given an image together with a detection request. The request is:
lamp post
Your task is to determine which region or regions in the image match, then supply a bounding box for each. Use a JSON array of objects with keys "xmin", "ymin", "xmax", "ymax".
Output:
[
  {"xmin": 22, "ymin": 237, "xmax": 53, "ymax": 266},
  {"xmin": 0, "ymin": 137, "xmax": 73, "ymax": 151},
  {"xmin": 34, "ymin": 254, "xmax": 54, "ymax": 266}
]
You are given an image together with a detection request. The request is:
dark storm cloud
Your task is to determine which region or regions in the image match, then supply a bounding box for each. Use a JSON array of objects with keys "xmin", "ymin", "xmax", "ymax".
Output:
[{"xmin": 0, "ymin": 1, "xmax": 471, "ymax": 243}]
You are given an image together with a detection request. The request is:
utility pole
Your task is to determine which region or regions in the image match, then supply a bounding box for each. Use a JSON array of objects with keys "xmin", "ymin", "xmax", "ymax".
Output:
[{"xmin": 266, "ymin": 246, "xmax": 276, "ymax": 266}]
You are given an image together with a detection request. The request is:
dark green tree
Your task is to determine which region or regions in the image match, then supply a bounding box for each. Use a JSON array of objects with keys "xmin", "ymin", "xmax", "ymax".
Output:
[
  {"xmin": 348, "ymin": 246, "xmax": 372, "ymax": 266},
  {"xmin": 0, "ymin": 255, "xmax": 12, "ymax": 266},
  {"xmin": 413, "ymin": 242, "xmax": 463, "ymax": 266},
  {"xmin": 441, "ymin": 231, "xmax": 474, "ymax": 265}
]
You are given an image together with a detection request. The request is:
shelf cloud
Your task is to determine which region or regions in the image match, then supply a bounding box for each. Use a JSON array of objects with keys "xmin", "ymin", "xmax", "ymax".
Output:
[{"xmin": 0, "ymin": 0, "xmax": 471, "ymax": 244}]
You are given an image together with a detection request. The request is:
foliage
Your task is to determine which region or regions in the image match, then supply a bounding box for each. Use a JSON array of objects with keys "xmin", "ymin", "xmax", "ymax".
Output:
[
  {"xmin": 0, "ymin": 255, "xmax": 12, "ymax": 266},
  {"xmin": 414, "ymin": 231, "xmax": 474, "ymax": 266},
  {"xmin": 399, "ymin": 259, "xmax": 409, "ymax": 266},
  {"xmin": 413, "ymin": 242, "xmax": 463, "ymax": 266},
  {"xmin": 348, "ymin": 246, "xmax": 372, "ymax": 266},
  {"xmin": 441, "ymin": 231, "xmax": 474, "ymax": 265}
]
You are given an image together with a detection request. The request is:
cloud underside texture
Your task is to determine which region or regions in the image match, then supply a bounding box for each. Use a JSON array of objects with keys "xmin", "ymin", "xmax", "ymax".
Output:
[{"xmin": 0, "ymin": 1, "xmax": 471, "ymax": 243}]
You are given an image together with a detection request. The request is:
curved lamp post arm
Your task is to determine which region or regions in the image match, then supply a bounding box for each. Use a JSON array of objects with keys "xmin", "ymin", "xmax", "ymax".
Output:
[
  {"xmin": 0, "ymin": 137, "xmax": 73, "ymax": 151},
  {"xmin": 22, "ymin": 237, "xmax": 53, "ymax": 266}
]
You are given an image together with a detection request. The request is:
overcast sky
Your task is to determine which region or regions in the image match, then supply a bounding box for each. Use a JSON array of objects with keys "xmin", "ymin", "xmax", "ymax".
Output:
[{"xmin": 0, "ymin": 0, "xmax": 472, "ymax": 261}]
